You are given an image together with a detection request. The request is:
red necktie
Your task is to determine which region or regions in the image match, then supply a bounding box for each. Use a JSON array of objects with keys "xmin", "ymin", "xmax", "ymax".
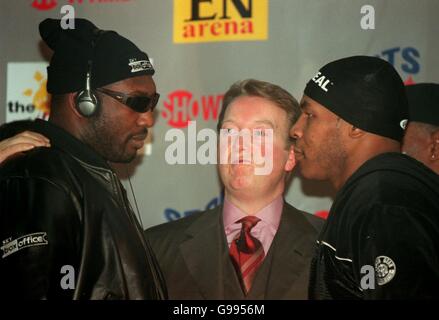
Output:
[{"xmin": 229, "ymin": 216, "xmax": 265, "ymax": 295}]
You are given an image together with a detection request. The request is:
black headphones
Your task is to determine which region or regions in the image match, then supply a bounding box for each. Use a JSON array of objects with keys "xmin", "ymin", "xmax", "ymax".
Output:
[{"xmin": 75, "ymin": 29, "xmax": 106, "ymax": 117}]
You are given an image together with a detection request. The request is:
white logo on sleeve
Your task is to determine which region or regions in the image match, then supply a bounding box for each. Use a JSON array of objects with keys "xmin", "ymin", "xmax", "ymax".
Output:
[
  {"xmin": 128, "ymin": 59, "xmax": 153, "ymax": 73},
  {"xmin": 375, "ymin": 255, "xmax": 396, "ymax": 285},
  {"xmin": 400, "ymin": 119, "xmax": 408, "ymax": 130},
  {"xmin": 1, "ymin": 232, "xmax": 48, "ymax": 258},
  {"xmin": 311, "ymin": 71, "xmax": 333, "ymax": 92}
]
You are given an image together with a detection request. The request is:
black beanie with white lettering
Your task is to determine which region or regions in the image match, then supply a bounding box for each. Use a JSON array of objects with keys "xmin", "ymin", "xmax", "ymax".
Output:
[
  {"xmin": 39, "ymin": 18, "xmax": 155, "ymax": 94},
  {"xmin": 304, "ymin": 55, "xmax": 409, "ymax": 142}
]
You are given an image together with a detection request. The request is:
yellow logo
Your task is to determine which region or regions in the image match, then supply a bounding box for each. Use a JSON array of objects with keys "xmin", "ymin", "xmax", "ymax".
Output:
[
  {"xmin": 23, "ymin": 71, "xmax": 51, "ymax": 116},
  {"xmin": 173, "ymin": 0, "xmax": 268, "ymax": 43}
]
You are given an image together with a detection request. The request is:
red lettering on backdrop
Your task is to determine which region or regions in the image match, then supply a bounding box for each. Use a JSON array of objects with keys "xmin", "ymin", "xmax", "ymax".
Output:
[
  {"xmin": 162, "ymin": 90, "xmax": 195, "ymax": 128},
  {"xmin": 211, "ymin": 22, "xmax": 222, "ymax": 36},
  {"xmin": 182, "ymin": 20, "xmax": 254, "ymax": 38},
  {"xmin": 201, "ymin": 95, "xmax": 223, "ymax": 120},
  {"xmin": 32, "ymin": 0, "xmax": 57, "ymax": 10},
  {"xmin": 161, "ymin": 90, "xmax": 223, "ymax": 128}
]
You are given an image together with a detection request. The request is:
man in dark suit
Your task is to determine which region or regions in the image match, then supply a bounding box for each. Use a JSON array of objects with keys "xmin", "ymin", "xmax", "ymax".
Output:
[{"xmin": 145, "ymin": 79, "xmax": 323, "ymax": 299}]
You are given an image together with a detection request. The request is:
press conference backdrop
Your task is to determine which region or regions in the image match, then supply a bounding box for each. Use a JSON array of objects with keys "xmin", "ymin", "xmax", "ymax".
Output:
[{"xmin": 1, "ymin": 0, "xmax": 438, "ymax": 228}]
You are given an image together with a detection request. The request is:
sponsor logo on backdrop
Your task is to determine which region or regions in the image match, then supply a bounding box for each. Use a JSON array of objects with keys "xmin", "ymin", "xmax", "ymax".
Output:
[
  {"xmin": 6, "ymin": 63, "xmax": 51, "ymax": 122},
  {"xmin": 376, "ymin": 46, "xmax": 420, "ymax": 85},
  {"xmin": 31, "ymin": 0, "xmax": 130, "ymax": 11},
  {"xmin": 164, "ymin": 193, "xmax": 224, "ymax": 221},
  {"xmin": 173, "ymin": 0, "xmax": 268, "ymax": 43},
  {"xmin": 161, "ymin": 90, "xmax": 223, "ymax": 128}
]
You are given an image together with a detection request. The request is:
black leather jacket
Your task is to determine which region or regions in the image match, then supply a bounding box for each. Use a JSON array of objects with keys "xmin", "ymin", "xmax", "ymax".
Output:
[{"xmin": 0, "ymin": 120, "xmax": 167, "ymax": 299}]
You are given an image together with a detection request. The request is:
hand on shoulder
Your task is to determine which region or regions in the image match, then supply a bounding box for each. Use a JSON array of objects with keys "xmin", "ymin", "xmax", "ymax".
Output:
[{"xmin": 0, "ymin": 131, "xmax": 50, "ymax": 164}]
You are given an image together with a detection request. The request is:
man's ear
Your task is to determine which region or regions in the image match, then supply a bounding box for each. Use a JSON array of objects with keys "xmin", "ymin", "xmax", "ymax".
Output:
[
  {"xmin": 284, "ymin": 145, "xmax": 296, "ymax": 171},
  {"xmin": 67, "ymin": 92, "xmax": 84, "ymax": 118},
  {"xmin": 336, "ymin": 118, "xmax": 365, "ymax": 139},
  {"xmin": 429, "ymin": 129, "xmax": 439, "ymax": 161},
  {"xmin": 348, "ymin": 125, "xmax": 366, "ymax": 139}
]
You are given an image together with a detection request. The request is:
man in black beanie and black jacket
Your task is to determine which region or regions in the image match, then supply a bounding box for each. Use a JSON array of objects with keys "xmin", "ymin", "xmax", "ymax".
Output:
[
  {"xmin": 290, "ymin": 56, "xmax": 439, "ymax": 299},
  {"xmin": 0, "ymin": 19, "xmax": 167, "ymax": 299}
]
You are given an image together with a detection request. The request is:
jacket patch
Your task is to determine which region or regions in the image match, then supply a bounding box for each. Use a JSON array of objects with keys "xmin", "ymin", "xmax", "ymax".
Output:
[
  {"xmin": 1, "ymin": 232, "xmax": 48, "ymax": 258},
  {"xmin": 375, "ymin": 255, "xmax": 396, "ymax": 285}
]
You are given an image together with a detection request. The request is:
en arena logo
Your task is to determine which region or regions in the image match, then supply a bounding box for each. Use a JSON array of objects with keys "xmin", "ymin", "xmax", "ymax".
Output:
[
  {"xmin": 6, "ymin": 63, "xmax": 51, "ymax": 122},
  {"xmin": 161, "ymin": 90, "xmax": 223, "ymax": 128},
  {"xmin": 173, "ymin": 0, "xmax": 268, "ymax": 43},
  {"xmin": 31, "ymin": 0, "xmax": 130, "ymax": 11}
]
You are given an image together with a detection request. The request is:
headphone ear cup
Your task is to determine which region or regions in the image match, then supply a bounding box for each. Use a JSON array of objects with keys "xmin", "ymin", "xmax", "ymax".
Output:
[{"xmin": 76, "ymin": 90, "xmax": 99, "ymax": 117}]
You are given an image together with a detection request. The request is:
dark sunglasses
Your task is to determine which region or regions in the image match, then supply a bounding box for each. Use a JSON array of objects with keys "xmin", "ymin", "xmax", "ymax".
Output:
[{"xmin": 96, "ymin": 88, "xmax": 160, "ymax": 113}]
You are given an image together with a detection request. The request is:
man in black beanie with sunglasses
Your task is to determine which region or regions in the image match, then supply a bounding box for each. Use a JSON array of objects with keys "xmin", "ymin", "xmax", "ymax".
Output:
[
  {"xmin": 290, "ymin": 56, "xmax": 439, "ymax": 299},
  {"xmin": 0, "ymin": 18, "xmax": 166, "ymax": 299}
]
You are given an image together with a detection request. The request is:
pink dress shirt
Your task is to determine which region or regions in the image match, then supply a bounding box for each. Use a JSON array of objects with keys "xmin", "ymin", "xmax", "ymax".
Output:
[{"xmin": 223, "ymin": 196, "xmax": 284, "ymax": 255}]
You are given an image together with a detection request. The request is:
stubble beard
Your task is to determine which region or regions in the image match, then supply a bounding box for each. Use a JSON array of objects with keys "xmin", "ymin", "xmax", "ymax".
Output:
[{"xmin": 82, "ymin": 113, "xmax": 135, "ymax": 163}]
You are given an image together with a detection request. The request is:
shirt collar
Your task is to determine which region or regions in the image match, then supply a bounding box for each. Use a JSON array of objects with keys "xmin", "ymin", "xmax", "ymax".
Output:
[{"xmin": 223, "ymin": 195, "xmax": 284, "ymax": 230}]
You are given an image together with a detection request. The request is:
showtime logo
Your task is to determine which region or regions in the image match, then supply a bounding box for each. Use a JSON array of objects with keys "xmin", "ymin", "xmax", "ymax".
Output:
[
  {"xmin": 161, "ymin": 90, "xmax": 223, "ymax": 128},
  {"xmin": 31, "ymin": 0, "xmax": 130, "ymax": 11}
]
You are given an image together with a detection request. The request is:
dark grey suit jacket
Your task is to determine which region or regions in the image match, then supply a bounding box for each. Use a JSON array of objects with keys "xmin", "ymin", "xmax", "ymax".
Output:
[{"xmin": 145, "ymin": 202, "xmax": 323, "ymax": 299}]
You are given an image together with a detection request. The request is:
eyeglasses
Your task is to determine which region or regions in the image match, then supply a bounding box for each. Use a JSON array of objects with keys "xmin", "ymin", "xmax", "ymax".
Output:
[{"xmin": 96, "ymin": 88, "xmax": 160, "ymax": 113}]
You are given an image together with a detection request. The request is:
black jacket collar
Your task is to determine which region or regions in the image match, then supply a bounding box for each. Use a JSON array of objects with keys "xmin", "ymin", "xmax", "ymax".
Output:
[
  {"xmin": 0, "ymin": 119, "xmax": 111, "ymax": 170},
  {"xmin": 32, "ymin": 119, "xmax": 111, "ymax": 170}
]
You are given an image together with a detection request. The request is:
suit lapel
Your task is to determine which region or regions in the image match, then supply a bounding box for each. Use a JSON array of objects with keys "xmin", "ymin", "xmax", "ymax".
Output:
[
  {"xmin": 263, "ymin": 203, "xmax": 315, "ymax": 299},
  {"xmin": 179, "ymin": 206, "xmax": 243, "ymax": 299}
]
